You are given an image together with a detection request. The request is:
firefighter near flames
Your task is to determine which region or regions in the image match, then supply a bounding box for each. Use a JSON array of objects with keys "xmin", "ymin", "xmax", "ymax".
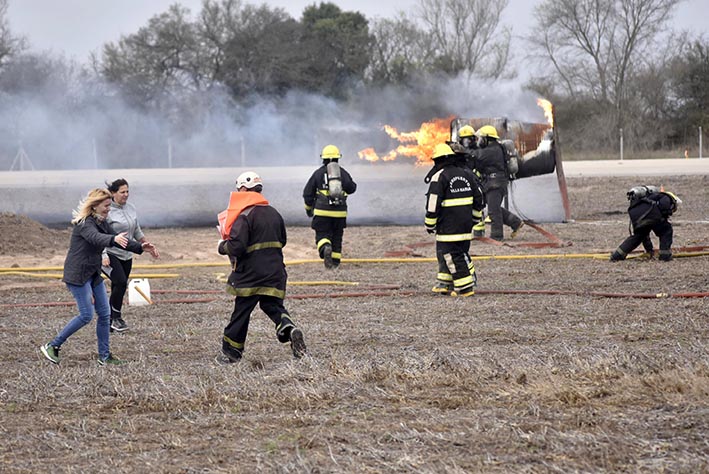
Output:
[
  {"xmin": 303, "ymin": 145, "xmax": 358, "ymax": 269},
  {"xmin": 473, "ymin": 125, "xmax": 525, "ymax": 241},
  {"xmin": 425, "ymin": 143, "xmax": 485, "ymax": 297}
]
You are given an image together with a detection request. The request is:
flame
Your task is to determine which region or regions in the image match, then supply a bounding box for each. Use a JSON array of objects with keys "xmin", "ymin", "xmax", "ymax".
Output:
[
  {"xmin": 536, "ymin": 98, "xmax": 554, "ymax": 128},
  {"xmin": 357, "ymin": 116, "xmax": 454, "ymax": 165}
]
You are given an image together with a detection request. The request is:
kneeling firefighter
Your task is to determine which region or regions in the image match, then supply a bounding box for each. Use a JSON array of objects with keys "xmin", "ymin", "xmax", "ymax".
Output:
[
  {"xmin": 610, "ymin": 185, "xmax": 680, "ymax": 262},
  {"xmin": 425, "ymin": 143, "xmax": 485, "ymax": 297},
  {"xmin": 303, "ymin": 145, "xmax": 357, "ymax": 269}
]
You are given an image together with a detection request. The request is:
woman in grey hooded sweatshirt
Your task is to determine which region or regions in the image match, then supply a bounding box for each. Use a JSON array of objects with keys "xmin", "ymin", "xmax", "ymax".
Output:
[{"xmin": 103, "ymin": 178, "xmax": 159, "ymax": 332}]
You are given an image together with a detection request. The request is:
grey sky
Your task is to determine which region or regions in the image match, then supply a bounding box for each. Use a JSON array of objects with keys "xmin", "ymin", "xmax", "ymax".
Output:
[{"xmin": 7, "ymin": 0, "xmax": 708, "ymax": 61}]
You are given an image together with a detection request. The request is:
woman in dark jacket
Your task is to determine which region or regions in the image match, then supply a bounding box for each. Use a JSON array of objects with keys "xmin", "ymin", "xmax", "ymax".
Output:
[{"xmin": 40, "ymin": 188, "xmax": 153, "ymax": 365}]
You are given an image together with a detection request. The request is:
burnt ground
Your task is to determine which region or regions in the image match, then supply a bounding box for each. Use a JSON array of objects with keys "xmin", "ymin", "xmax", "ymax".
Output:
[{"xmin": 1, "ymin": 175, "xmax": 708, "ymax": 473}]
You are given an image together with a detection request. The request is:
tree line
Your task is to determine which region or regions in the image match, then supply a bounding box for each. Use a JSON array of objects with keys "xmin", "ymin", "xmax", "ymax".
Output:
[{"xmin": 0, "ymin": 0, "xmax": 706, "ymax": 169}]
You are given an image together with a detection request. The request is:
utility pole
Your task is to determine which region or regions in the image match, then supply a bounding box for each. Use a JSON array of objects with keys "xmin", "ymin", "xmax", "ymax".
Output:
[
  {"xmin": 92, "ymin": 138, "xmax": 98, "ymax": 168},
  {"xmin": 240, "ymin": 137, "xmax": 245, "ymax": 167},
  {"xmin": 167, "ymin": 138, "xmax": 173, "ymax": 168},
  {"xmin": 700, "ymin": 127, "xmax": 703, "ymax": 159},
  {"xmin": 619, "ymin": 128, "xmax": 624, "ymax": 161}
]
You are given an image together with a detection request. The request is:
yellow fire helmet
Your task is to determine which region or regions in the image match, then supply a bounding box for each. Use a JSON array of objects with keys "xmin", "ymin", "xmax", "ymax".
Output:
[
  {"xmin": 663, "ymin": 191, "xmax": 682, "ymax": 204},
  {"xmin": 432, "ymin": 143, "xmax": 456, "ymax": 160},
  {"xmin": 458, "ymin": 125, "xmax": 475, "ymax": 138},
  {"xmin": 476, "ymin": 125, "xmax": 500, "ymax": 139},
  {"xmin": 320, "ymin": 144, "xmax": 342, "ymax": 160}
]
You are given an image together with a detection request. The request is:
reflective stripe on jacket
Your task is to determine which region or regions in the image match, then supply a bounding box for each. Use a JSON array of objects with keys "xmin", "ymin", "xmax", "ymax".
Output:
[
  {"xmin": 303, "ymin": 164, "xmax": 357, "ymax": 219},
  {"xmin": 425, "ymin": 161, "xmax": 484, "ymax": 242}
]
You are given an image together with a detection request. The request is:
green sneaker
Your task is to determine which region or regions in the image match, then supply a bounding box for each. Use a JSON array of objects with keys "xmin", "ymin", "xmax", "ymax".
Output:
[
  {"xmin": 97, "ymin": 354, "xmax": 127, "ymax": 366},
  {"xmin": 40, "ymin": 343, "xmax": 60, "ymax": 364}
]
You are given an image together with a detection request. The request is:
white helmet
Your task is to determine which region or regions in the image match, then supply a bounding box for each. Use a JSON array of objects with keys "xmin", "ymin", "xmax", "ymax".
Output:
[{"xmin": 235, "ymin": 171, "xmax": 262, "ymax": 190}]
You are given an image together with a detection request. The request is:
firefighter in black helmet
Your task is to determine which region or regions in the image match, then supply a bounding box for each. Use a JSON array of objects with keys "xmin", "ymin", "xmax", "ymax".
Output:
[
  {"xmin": 610, "ymin": 186, "xmax": 680, "ymax": 262},
  {"xmin": 474, "ymin": 125, "xmax": 524, "ymax": 241},
  {"xmin": 425, "ymin": 143, "xmax": 485, "ymax": 297},
  {"xmin": 303, "ymin": 145, "xmax": 357, "ymax": 269}
]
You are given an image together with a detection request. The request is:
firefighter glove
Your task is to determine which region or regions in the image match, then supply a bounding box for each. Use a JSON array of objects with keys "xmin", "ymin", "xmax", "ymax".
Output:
[
  {"xmin": 426, "ymin": 226, "xmax": 436, "ymax": 234},
  {"xmin": 305, "ymin": 208, "xmax": 314, "ymax": 218},
  {"xmin": 217, "ymin": 239, "xmax": 226, "ymax": 255}
]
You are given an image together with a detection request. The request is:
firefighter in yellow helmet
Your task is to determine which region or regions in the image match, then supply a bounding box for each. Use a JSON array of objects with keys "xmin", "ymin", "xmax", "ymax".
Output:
[
  {"xmin": 303, "ymin": 145, "xmax": 357, "ymax": 269},
  {"xmin": 474, "ymin": 125, "xmax": 524, "ymax": 241},
  {"xmin": 452, "ymin": 124, "xmax": 488, "ymax": 237},
  {"xmin": 425, "ymin": 143, "xmax": 485, "ymax": 296}
]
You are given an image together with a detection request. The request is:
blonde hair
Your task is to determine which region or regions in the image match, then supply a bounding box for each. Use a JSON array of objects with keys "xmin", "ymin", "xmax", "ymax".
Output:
[{"xmin": 71, "ymin": 188, "xmax": 112, "ymax": 224}]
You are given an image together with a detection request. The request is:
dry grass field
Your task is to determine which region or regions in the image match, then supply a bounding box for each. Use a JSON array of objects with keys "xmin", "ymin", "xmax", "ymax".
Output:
[{"xmin": 1, "ymin": 175, "xmax": 708, "ymax": 473}]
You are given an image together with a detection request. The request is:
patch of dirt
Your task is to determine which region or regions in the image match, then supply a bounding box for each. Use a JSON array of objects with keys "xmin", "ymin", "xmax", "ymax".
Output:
[{"xmin": 0, "ymin": 212, "xmax": 69, "ymax": 257}]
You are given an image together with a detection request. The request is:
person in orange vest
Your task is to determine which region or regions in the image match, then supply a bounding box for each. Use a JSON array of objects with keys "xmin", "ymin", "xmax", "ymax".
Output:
[
  {"xmin": 303, "ymin": 145, "xmax": 357, "ymax": 269},
  {"xmin": 216, "ymin": 171, "xmax": 306, "ymax": 363}
]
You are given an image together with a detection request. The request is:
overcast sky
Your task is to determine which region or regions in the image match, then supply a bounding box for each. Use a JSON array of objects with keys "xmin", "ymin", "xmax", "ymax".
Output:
[{"xmin": 7, "ymin": 0, "xmax": 708, "ymax": 61}]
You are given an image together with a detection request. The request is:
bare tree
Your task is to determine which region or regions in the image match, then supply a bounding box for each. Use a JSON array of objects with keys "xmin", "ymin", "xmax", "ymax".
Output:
[
  {"xmin": 195, "ymin": 0, "xmax": 243, "ymax": 86},
  {"xmin": 367, "ymin": 15, "xmax": 434, "ymax": 84},
  {"xmin": 415, "ymin": 0, "xmax": 511, "ymax": 79},
  {"xmin": 100, "ymin": 4, "xmax": 200, "ymax": 107},
  {"xmin": 528, "ymin": 0, "xmax": 682, "ymax": 131},
  {"xmin": 0, "ymin": 0, "xmax": 25, "ymax": 68}
]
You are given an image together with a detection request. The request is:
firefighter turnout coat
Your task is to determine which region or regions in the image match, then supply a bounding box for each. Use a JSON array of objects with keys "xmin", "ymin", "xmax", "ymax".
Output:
[
  {"xmin": 302, "ymin": 164, "xmax": 357, "ymax": 219},
  {"xmin": 218, "ymin": 203, "xmax": 288, "ymax": 299},
  {"xmin": 425, "ymin": 162, "xmax": 484, "ymax": 241}
]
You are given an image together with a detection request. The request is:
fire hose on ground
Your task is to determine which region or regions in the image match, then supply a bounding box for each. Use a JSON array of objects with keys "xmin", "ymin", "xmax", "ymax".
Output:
[{"xmin": 2, "ymin": 285, "xmax": 707, "ymax": 310}]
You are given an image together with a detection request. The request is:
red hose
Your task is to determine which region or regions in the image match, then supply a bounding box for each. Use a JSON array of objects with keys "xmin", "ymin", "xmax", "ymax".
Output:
[{"xmin": 2, "ymin": 288, "xmax": 706, "ymax": 309}]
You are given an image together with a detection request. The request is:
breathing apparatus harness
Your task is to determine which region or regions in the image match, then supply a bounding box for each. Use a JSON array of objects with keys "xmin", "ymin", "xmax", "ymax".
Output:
[
  {"xmin": 625, "ymin": 185, "xmax": 678, "ymax": 235},
  {"xmin": 324, "ymin": 160, "xmax": 344, "ymax": 205}
]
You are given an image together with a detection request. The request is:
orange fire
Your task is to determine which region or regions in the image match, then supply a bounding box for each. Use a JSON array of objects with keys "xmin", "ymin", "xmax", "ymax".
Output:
[
  {"xmin": 537, "ymin": 98, "xmax": 554, "ymax": 128},
  {"xmin": 357, "ymin": 116, "xmax": 454, "ymax": 165}
]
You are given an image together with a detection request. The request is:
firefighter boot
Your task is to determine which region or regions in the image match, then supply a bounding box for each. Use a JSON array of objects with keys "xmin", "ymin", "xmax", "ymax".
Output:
[
  {"xmin": 290, "ymin": 328, "xmax": 307, "ymax": 359},
  {"xmin": 510, "ymin": 221, "xmax": 525, "ymax": 239},
  {"xmin": 609, "ymin": 250, "xmax": 625, "ymax": 262},
  {"xmin": 322, "ymin": 243, "xmax": 334, "ymax": 269},
  {"xmin": 451, "ymin": 284, "xmax": 475, "ymax": 297},
  {"xmin": 432, "ymin": 282, "xmax": 453, "ymax": 295}
]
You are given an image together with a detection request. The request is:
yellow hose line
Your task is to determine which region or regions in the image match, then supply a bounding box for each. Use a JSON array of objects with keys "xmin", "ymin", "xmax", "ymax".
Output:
[
  {"xmin": 0, "ymin": 272, "xmax": 180, "ymax": 279},
  {"xmin": 1, "ymin": 251, "xmax": 706, "ymax": 274},
  {"xmin": 0, "ymin": 262, "xmax": 227, "ymax": 272},
  {"xmin": 289, "ymin": 281, "xmax": 359, "ymax": 286},
  {"xmin": 122, "ymin": 274, "xmax": 180, "ymax": 278},
  {"xmin": 0, "ymin": 272, "xmax": 64, "ymax": 279},
  {"xmin": 0, "ymin": 266, "xmax": 64, "ymax": 272}
]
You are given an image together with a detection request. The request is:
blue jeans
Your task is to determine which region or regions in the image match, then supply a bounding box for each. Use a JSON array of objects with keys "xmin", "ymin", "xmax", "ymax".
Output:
[{"xmin": 51, "ymin": 279, "xmax": 111, "ymax": 360}]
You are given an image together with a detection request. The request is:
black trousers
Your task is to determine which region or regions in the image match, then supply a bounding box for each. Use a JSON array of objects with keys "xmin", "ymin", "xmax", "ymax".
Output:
[
  {"xmin": 485, "ymin": 185, "xmax": 522, "ymax": 241},
  {"xmin": 312, "ymin": 216, "xmax": 346, "ymax": 265},
  {"xmin": 223, "ymin": 294, "xmax": 293, "ymax": 354},
  {"xmin": 615, "ymin": 220, "xmax": 673, "ymax": 259},
  {"xmin": 435, "ymin": 240, "xmax": 476, "ymax": 292},
  {"xmin": 108, "ymin": 254, "xmax": 133, "ymax": 321}
]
